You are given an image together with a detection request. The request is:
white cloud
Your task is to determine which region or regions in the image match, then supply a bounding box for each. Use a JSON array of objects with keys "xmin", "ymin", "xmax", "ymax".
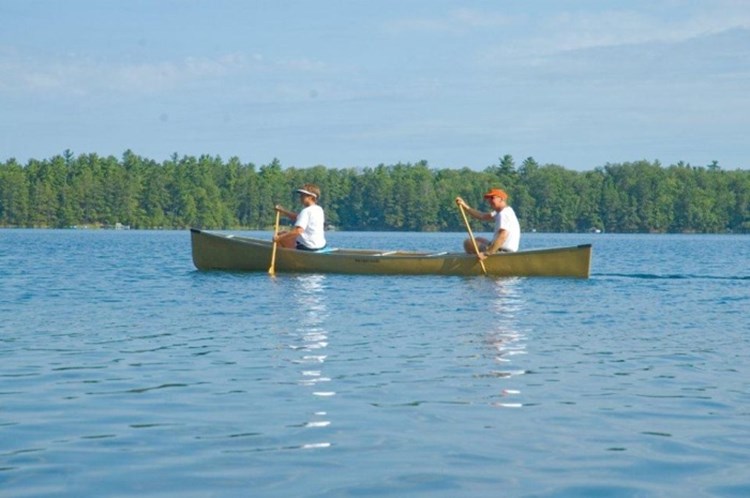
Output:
[
  {"xmin": 384, "ymin": 2, "xmax": 750, "ymax": 61},
  {"xmin": 510, "ymin": 3, "xmax": 750, "ymax": 58},
  {"xmin": 384, "ymin": 8, "xmax": 515, "ymax": 35},
  {"xmin": 0, "ymin": 51, "xmax": 327, "ymax": 97}
]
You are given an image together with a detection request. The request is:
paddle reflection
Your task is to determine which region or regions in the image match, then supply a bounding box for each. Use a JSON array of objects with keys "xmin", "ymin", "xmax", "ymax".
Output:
[
  {"xmin": 487, "ymin": 278, "xmax": 527, "ymax": 408},
  {"xmin": 290, "ymin": 274, "xmax": 333, "ymax": 447}
]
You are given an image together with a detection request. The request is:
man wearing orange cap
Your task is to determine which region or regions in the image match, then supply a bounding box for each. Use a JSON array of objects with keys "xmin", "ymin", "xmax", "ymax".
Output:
[{"xmin": 455, "ymin": 188, "xmax": 520, "ymax": 259}]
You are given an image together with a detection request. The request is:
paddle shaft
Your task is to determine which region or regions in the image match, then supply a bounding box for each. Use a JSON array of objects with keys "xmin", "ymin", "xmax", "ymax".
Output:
[
  {"xmin": 268, "ymin": 210, "xmax": 281, "ymax": 275},
  {"xmin": 458, "ymin": 203, "xmax": 488, "ymax": 275}
]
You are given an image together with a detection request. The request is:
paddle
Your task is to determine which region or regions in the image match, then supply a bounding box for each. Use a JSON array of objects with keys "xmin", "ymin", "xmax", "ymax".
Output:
[
  {"xmin": 457, "ymin": 201, "xmax": 488, "ymax": 275},
  {"xmin": 268, "ymin": 210, "xmax": 281, "ymax": 275}
]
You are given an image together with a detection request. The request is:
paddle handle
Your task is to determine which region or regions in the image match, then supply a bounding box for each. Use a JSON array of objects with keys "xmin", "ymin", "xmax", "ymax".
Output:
[
  {"xmin": 268, "ymin": 210, "xmax": 281, "ymax": 275},
  {"xmin": 457, "ymin": 202, "xmax": 488, "ymax": 275}
]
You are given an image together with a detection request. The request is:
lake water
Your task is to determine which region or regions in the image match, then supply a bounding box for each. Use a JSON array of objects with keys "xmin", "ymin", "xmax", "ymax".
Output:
[{"xmin": 1, "ymin": 229, "xmax": 748, "ymax": 497}]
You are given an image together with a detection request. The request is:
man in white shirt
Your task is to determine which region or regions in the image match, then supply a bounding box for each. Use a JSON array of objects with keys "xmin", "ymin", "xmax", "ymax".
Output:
[
  {"xmin": 273, "ymin": 184, "xmax": 327, "ymax": 250},
  {"xmin": 455, "ymin": 188, "xmax": 520, "ymax": 259}
]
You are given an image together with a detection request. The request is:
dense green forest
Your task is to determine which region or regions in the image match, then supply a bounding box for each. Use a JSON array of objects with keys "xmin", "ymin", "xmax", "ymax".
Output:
[{"xmin": 1, "ymin": 150, "xmax": 748, "ymax": 233}]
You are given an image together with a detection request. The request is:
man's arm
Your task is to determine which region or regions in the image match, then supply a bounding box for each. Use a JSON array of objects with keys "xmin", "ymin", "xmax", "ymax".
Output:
[
  {"xmin": 485, "ymin": 229, "xmax": 508, "ymax": 255},
  {"xmin": 455, "ymin": 197, "xmax": 493, "ymax": 221},
  {"xmin": 275, "ymin": 204, "xmax": 297, "ymax": 221}
]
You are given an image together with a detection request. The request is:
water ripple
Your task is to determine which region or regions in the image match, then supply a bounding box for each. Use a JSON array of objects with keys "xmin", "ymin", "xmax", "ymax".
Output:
[{"xmin": 1, "ymin": 231, "xmax": 749, "ymax": 497}]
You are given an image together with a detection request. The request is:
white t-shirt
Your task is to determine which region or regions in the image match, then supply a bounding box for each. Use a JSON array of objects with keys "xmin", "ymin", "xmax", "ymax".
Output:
[
  {"xmin": 295, "ymin": 204, "xmax": 326, "ymax": 249},
  {"xmin": 492, "ymin": 206, "xmax": 520, "ymax": 252}
]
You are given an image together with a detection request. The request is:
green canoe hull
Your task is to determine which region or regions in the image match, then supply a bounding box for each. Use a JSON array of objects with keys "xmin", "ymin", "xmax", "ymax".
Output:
[
  {"xmin": 190, "ymin": 229, "xmax": 592, "ymax": 278},
  {"xmin": 190, "ymin": 228, "xmax": 591, "ymax": 278}
]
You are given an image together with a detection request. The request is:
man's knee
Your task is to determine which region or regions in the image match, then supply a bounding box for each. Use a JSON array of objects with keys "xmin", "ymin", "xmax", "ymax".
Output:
[
  {"xmin": 277, "ymin": 231, "xmax": 296, "ymax": 249},
  {"xmin": 464, "ymin": 237, "xmax": 489, "ymax": 253}
]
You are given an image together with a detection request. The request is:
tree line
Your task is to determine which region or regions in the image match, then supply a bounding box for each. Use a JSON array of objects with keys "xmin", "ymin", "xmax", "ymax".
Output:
[{"xmin": 1, "ymin": 150, "xmax": 748, "ymax": 233}]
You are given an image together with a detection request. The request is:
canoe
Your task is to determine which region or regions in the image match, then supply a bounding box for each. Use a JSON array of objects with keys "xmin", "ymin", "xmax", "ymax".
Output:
[{"xmin": 190, "ymin": 228, "xmax": 592, "ymax": 278}]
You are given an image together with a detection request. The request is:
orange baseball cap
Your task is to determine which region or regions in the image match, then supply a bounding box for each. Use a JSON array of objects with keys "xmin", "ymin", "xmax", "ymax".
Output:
[{"xmin": 483, "ymin": 188, "xmax": 508, "ymax": 200}]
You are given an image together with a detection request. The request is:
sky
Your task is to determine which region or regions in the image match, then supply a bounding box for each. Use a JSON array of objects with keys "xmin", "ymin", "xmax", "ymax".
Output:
[{"xmin": 1, "ymin": 0, "xmax": 749, "ymax": 171}]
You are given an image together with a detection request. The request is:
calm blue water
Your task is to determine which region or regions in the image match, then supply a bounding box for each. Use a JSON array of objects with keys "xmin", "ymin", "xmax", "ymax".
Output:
[{"xmin": 1, "ymin": 229, "xmax": 749, "ymax": 497}]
